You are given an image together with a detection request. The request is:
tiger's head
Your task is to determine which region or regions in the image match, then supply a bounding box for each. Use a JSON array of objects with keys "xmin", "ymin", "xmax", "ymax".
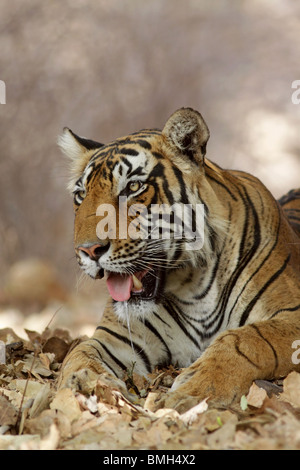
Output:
[{"xmin": 59, "ymin": 108, "xmax": 225, "ymax": 314}]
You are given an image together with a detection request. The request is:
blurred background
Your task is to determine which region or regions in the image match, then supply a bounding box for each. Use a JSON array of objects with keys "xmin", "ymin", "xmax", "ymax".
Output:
[{"xmin": 0, "ymin": 0, "xmax": 300, "ymax": 338}]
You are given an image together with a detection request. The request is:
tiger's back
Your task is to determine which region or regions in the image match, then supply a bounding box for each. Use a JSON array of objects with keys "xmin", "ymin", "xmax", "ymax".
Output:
[{"xmin": 279, "ymin": 188, "xmax": 300, "ymax": 236}]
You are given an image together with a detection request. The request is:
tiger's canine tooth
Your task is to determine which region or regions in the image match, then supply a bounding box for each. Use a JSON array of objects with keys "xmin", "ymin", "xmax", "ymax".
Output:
[{"xmin": 132, "ymin": 274, "xmax": 143, "ymax": 290}]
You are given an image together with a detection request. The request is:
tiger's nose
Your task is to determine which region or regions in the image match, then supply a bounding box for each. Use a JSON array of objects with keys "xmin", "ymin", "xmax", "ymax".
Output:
[{"xmin": 77, "ymin": 243, "xmax": 110, "ymax": 261}]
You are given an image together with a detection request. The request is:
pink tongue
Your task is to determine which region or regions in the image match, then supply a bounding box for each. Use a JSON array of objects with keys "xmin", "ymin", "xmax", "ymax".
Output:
[{"xmin": 106, "ymin": 273, "xmax": 133, "ymax": 302}]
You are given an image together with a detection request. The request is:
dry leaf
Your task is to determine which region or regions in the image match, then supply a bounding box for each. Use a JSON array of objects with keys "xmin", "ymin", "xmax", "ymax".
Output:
[
  {"xmin": 0, "ymin": 395, "xmax": 17, "ymax": 426},
  {"xmin": 0, "ymin": 328, "xmax": 26, "ymax": 344},
  {"xmin": 25, "ymin": 408, "xmax": 71, "ymax": 439},
  {"xmin": 206, "ymin": 415, "xmax": 238, "ymax": 450},
  {"xmin": 280, "ymin": 372, "xmax": 300, "ymax": 408},
  {"xmin": 2, "ymin": 324, "xmax": 300, "ymax": 450},
  {"xmin": 75, "ymin": 393, "xmax": 98, "ymax": 414},
  {"xmin": 143, "ymin": 391, "xmax": 161, "ymax": 411},
  {"xmin": 2, "ymin": 378, "xmax": 44, "ymax": 410},
  {"xmin": 50, "ymin": 388, "xmax": 81, "ymax": 423},
  {"xmin": 155, "ymin": 408, "xmax": 180, "ymax": 420},
  {"xmin": 246, "ymin": 382, "xmax": 268, "ymax": 408},
  {"xmin": 201, "ymin": 409, "xmax": 237, "ymax": 433},
  {"xmin": 1, "ymin": 388, "xmax": 24, "ymax": 409},
  {"xmin": 15, "ymin": 354, "xmax": 53, "ymax": 378},
  {"xmin": 39, "ymin": 352, "xmax": 55, "ymax": 370},
  {"xmin": 25, "ymin": 329, "xmax": 42, "ymax": 345},
  {"xmin": 8, "ymin": 378, "xmax": 45, "ymax": 397},
  {"xmin": 180, "ymin": 398, "xmax": 209, "ymax": 425},
  {"xmin": 29, "ymin": 383, "xmax": 51, "ymax": 418},
  {"xmin": 42, "ymin": 337, "xmax": 69, "ymax": 362},
  {"xmin": 0, "ymin": 433, "xmax": 40, "ymax": 450},
  {"xmin": 71, "ymin": 410, "xmax": 99, "ymax": 436}
]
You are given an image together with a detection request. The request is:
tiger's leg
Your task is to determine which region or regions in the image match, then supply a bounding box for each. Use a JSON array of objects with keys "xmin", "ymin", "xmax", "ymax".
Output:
[
  {"xmin": 152, "ymin": 313, "xmax": 300, "ymax": 413},
  {"xmin": 57, "ymin": 305, "xmax": 165, "ymax": 396},
  {"xmin": 57, "ymin": 337, "xmax": 123, "ymax": 394}
]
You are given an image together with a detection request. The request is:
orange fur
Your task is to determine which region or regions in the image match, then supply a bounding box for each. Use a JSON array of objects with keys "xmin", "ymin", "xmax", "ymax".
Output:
[{"xmin": 58, "ymin": 108, "xmax": 300, "ymax": 411}]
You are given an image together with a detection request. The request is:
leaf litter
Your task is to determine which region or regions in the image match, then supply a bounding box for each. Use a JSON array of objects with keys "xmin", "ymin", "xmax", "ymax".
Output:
[{"xmin": 0, "ymin": 326, "xmax": 300, "ymax": 450}]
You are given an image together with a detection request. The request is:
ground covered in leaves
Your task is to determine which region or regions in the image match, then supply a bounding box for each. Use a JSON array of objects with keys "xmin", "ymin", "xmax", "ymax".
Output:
[{"xmin": 1, "ymin": 326, "xmax": 300, "ymax": 450}]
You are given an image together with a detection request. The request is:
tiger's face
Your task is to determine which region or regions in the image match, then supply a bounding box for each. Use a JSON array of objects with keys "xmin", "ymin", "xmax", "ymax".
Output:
[{"xmin": 59, "ymin": 108, "xmax": 224, "ymax": 312}]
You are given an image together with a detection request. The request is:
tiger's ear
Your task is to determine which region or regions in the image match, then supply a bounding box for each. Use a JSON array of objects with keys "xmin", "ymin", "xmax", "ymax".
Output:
[
  {"xmin": 58, "ymin": 128, "xmax": 104, "ymax": 191},
  {"xmin": 58, "ymin": 128, "xmax": 104, "ymax": 159},
  {"xmin": 162, "ymin": 108, "xmax": 210, "ymax": 167}
]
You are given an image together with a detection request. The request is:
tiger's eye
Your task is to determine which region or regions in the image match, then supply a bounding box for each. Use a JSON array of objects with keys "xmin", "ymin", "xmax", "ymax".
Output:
[
  {"xmin": 78, "ymin": 190, "xmax": 86, "ymax": 199},
  {"xmin": 129, "ymin": 181, "xmax": 141, "ymax": 192}
]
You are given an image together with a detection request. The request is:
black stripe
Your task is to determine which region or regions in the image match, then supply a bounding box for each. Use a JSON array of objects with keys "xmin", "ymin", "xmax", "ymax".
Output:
[
  {"xmin": 249, "ymin": 324, "xmax": 278, "ymax": 371},
  {"xmin": 89, "ymin": 161, "xmax": 110, "ymax": 185},
  {"xmin": 163, "ymin": 300, "xmax": 201, "ymax": 348},
  {"xmin": 278, "ymin": 189, "xmax": 300, "ymax": 206},
  {"xmin": 130, "ymin": 129, "xmax": 161, "ymax": 137},
  {"xmin": 193, "ymin": 255, "xmax": 221, "ymax": 300},
  {"xmin": 162, "ymin": 178, "xmax": 175, "ymax": 205},
  {"xmin": 120, "ymin": 148, "xmax": 139, "ymax": 156},
  {"xmin": 88, "ymin": 343, "xmax": 103, "ymax": 361},
  {"xmin": 152, "ymin": 152, "xmax": 164, "ymax": 159},
  {"xmin": 96, "ymin": 326, "xmax": 152, "ymax": 372},
  {"xmin": 97, "ymin": 340, "xmax": 128, "ymax": 372},
  {"xmin": 226, "ymin": 204, "xmax": 281, "ymax": 323},
  {"xmin": 238, "ymin": 189, "xmax": 251, "ymax": 261},
  {"xmin": 120, "ymin": 157, "xmax": 133, "ymax": 172},
  {"xmin": 128, "ymin": 166, "xmax": 145, "ymax": 178},
  {"xmin": 270, "ymin": 303, "xmax": 300, "ymax": 319},
  {"xmin": 89, "ymin": 340, "xmax": 120, "ymax": 376},
  {"xmin": 172, "ymin": 166, "xmax": 189, "ymax": 204},
  {"xmin": 149, "ymin": 162, "xmax": 165, "ymax": 179},
  {"xmin": 287, "ymin": 215, "xmax": 300, "ymax": 222},
  {"xmin": 152, "ymin": 311, "xmax": 171, "ymax": 328},
  {"xmin": 78, "ymin": 347, "xmax": 114, "ymax": 375},
  {"xmin": 142, "ymin": 319, "xmax": 172, "ymax": 365},
  {"xmin": 170, "ymin": 240, "xmax": 184, "ymax": 263},
  {"xmin": 203, "ymin": 186, "xmax": 261, "ymax": 332},
  {"xmin": 221, "ymin": 331, "xmax": 260, "ymax": 368},
  {"xmin": 239, "ymin": 254, "xmax": 291, "ymax": 326},
  {"xmin": 136, "ymin": 139, "xmax": 152, "ymax": 150},
  {"xmin": 235, "ymin": 342, "xmax": 261, "ymax": 369},
  {"xmin": 194, "ymin": 207, "xmax": 231, "ymax": 301},
  {"xmin": 206, "ymin": 173, "xmax": 238, "ymax": 201},
  {"xmin": 90, "ymin": 147, "xmax": 107, "ymax": 162}
]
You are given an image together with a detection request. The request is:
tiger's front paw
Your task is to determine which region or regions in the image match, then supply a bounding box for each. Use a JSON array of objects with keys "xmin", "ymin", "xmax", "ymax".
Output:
[
  {"xmin": 147, "ymin": 390, "xmax": 200, "ymax": 414},
  {"xmin": 60, "ymin": 368, "xmax": 99, "ymax": 393},
  {"xmin": 60, "ymin": 367, "xmax": 130, "ymax": 399},
  {"xmin": 57, "ymin": 342, "xmax": 131, "ymax": 400},
  {"xmin": 164, "ymin": 342, "xmax": 255, "ymax": 409},
  {"xmin": 57, "ymin": 340, "xmax": 111, "ymax": 391}
]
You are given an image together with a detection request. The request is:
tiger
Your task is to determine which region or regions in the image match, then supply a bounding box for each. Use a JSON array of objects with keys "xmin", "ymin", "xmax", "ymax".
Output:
[{"xmin": 57, "ymin": 107, "xmax": 300, "ymax": 412}]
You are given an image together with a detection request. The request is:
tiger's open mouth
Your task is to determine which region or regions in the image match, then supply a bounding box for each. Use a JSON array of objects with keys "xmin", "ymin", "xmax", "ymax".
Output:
[
  {"xmin": 104, "ymin": 268, "xmax": 162, "ymax": 302},
  {"xmin": 94, "ymin": 266, "xmax": 162, "ymax": 302}
]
